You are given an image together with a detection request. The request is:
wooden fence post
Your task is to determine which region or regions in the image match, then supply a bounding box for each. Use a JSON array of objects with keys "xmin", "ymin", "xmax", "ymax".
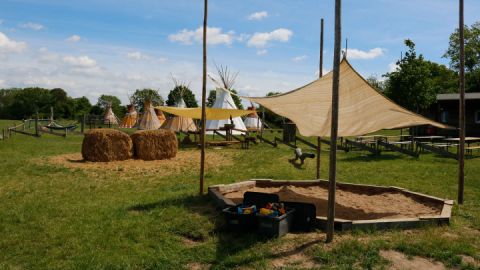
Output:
[
  {"xmin": 35, "ymin": 112, "xmax": 39, "ymax": 137},
  {"xmin": 81, "ymin": 114, "xmax": 85, "ymax": 134}
]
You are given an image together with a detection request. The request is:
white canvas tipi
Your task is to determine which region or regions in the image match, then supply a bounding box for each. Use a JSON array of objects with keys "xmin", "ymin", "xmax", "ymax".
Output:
[
  {"xmin": 205, "ymin": 88, "xmax": 247, "ymax": 135},
  {"xmin": 244, "ymin": 106, "xmax": 263, "ymax": 131}
]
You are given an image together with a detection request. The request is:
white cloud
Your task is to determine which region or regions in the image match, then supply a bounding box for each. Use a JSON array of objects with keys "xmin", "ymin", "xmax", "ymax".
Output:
[
  {"xmin": 63, "ymin": 55, "xmax": 97, "ymax": 68},
  {"xmin": 169, "ymin": 26, "xmax": 235, "ymax": 45},
  {"xmin": 126, "ymin": 51, "xmax": 149, "ymax": 60},
  {"xmin": 19, "ymin": 22, "xmax": 44, "ymax": 31},
  {"xmin": 37, "ymin": 47, "xmax": 59, "ymax": 63},
  {"xmin": 157, "ymin": 57, "xmax": 168, "ymax": 63},
  {"xmin": 388, "ymin": 62, "xmax": 399, "ymax": 72},
  {"xmin": 66, "ymin": 35, "xmax": 81, "ymax": 42},
  {"xmin": 248, "ymin": 11, "xmax": 268, "ymax": 21},
  {"xmin": 292, "ymin": 55, "xmax": 307, "ymax": 62},
  {"xmin": 0, "ymin": 32, "xmax": 27, "ymax": 54},
  {"xmin": 247, "ymin": 28, "xmax": 293, "ymax": 48},
  {"xmin": 257, "ymin": 49, "xmax": 268, "ymax": 55},
  {"xmin": 347, "ymin": 48, "xmax": 386, "ymax": 60}
]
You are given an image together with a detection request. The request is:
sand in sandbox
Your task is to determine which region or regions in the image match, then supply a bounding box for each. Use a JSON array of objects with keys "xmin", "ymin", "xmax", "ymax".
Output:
[{"xmin": 223, "ymin": 185, "xmax": 442, "ymax": 220}]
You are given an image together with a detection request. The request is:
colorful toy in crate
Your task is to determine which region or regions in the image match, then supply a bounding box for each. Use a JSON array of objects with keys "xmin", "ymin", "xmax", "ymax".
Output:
[
  {"xmin": 236, "ymin": 205, "xmax": 257, "ymax": 215},
  {"xmin": 258, "ymin": 203, "xmax": 286, "ymax": 217}
]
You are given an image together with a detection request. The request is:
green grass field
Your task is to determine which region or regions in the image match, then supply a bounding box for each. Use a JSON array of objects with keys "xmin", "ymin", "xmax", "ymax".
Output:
[{"xmin": 0, "ymin": 119, "xmax": 479, "ymax": 269}]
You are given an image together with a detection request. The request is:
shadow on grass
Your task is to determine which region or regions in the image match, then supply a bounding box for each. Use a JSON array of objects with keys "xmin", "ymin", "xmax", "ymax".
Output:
[{"xmin": 127, "ymin": 194, "xmax": 277, "ymax": 269}]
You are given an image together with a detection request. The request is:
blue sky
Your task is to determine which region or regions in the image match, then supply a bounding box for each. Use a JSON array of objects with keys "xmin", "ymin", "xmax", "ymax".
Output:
[{"xmin": 0, "ymin": 0, "xmax": 479, "ymax": 104}]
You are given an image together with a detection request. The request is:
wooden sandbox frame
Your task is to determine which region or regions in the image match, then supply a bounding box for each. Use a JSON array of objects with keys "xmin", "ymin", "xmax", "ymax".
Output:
[{"xmin": 208, "ymin": 179, "xmax": 453, "ymax": 231}]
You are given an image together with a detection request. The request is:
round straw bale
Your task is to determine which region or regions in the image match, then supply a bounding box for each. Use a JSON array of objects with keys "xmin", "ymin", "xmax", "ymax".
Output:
[
  {"xmin": 131, "ymin": 129, "xmax": 178, "ymax": 160},
  {"xmin": 81, "ymin": 129, "xmax": 133, "ymax": 162}
]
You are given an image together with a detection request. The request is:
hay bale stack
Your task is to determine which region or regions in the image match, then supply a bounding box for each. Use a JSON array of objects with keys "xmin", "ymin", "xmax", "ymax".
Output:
[
  {"xmin": 82, "ymin": 129, "xmax": 133, "ymax": 162},
  {"xmin": 131, "ymin": 129, "xmax": 178, "ymax": 160}
]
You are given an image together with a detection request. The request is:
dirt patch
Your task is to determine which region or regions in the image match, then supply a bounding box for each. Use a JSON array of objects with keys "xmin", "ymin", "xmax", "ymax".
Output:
[
  {"xmin": 270, "ymin": 253, "xmax": 320, "ymax": 269},
  {"xmin": 43, "ymin": 150, "xmax": 234, "ymax": 177},
  {"xmin": 460, "ymin": 255, "xmax": 479, "ymax": 267},
  {"xmin": 380, "ymin": 250, "xmax": 446, "ymax": 270},
  {"xmin": 223, "ymin": 185, "xmax": 441, "ymax": 220},
  {"xmin": 186, "ymin": 262, "xmax": 211, "ymax": 270}
]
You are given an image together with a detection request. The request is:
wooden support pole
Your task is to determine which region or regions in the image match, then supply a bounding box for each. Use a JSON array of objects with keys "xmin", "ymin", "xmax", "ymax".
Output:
[
  {"xmin": 326, "ymin": 0, "xmax": 342, "ymax": 243},
  {"xmin": 81, "ymin": 114, "xmax": 85, "ymax": 134},
  {"xmin": 199, "ymin": 0, "xmax": 208, "ymax": 195},
  {"xmin": 458, "ymin": 0, "xmax": 465, "ymax": 204},
  {"xmin": 316, "ymin": 18, "xmax": 324, "ymax": 180},
  {"xmin": 35, "ymin": 112, "xmax": 39, "ymax": 137}
]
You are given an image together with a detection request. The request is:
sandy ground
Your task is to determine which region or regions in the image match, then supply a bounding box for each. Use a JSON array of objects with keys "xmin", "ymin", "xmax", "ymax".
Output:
[
  {"xmin": 380, "ymin": 250, "xmax": 446, "ymax": 270},
  {"xmin": 43, "ymin": 150, "xmax": 234, "ymax": 177},
  {"xmin": 224, "ymin": 185, "xmax": 442, "ymax": 220}
]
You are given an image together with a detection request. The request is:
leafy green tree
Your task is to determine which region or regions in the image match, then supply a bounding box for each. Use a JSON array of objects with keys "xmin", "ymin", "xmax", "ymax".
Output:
[
  {"xmin": 73, "ymin": 97, "xmax": 92, "ymax": 117},
  {"xmin": 444, "ymin": 21, "xmax": 480, "ymax": 92},
  {"xmin": 366, "ymin": 75, "xmax": 385, "ymax": 92},
  {"xmin": 50, "ymin": 88, "xmax": 74, "ymax": 119},
  {"xmin": 444, "ymin": 22, "xmax": 480, "ymax": 72},
  {"xmin": 425, "ymin": 61, "xmax": 458, "ymax": 94},
  {"xmin": 206, "ymin": 89, "xmax": 244, "ymax": 109},
  {"xmin": 0, "ymin": 89, "xmax": 18, "ymax": 119},
  {"xmin": 131, "ymin": 89, "xmax": 164, "ymax": 112},
  {"xmin": 166, "ymin": 85, "xmax": 198, "ymax": 108},
  {"xmin": 9, "ymin": 87, "xmax": 53, "ymax": 119},
  {"xmin": 383, "ymin": 40, "xmax": 437, "ymax": 112},
  {"xmin": 96, "ymin": 95, "xmax": 125, "ymax": 117}
]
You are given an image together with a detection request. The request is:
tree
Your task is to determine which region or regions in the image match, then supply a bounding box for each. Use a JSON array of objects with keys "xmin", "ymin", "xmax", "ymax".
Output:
[
  {"xmin": 96, "ymin": 95, "xmax": 125, "ymax": 117},
  {"xmin": 206, "ymin": 89, "xmax": 244, "ymax": 109},
  {"xmin": 73, "ymin": 97, "xmax": 92, "ymax": 117},
  {"xmin": 166, "ymin": 85, "xmax": 198, "ymax": 108},
  {"xmin": 50, "ymin": 88, "xmax": 74, "ymax": 119},
  {"xmin": 366, "ymin": 75, "xmax": 385, "ymax": 92},
  {"xmin": 131, "ymin": 89, "xmax": 164, "ymax": 112},
  {"xmin": 444, "ymin": 22, "xmax": 480, "ymax": 72},
  {"xmin": 383, "ymin": 39, "xmax": 437, "ymax": 112},
  {"xmin": 444, "ymin": 21, "xmax": 480, "ymax": 92},
  {"xmin": 9, "ymin": 87, "xmax": 53, "ymax": 119}
]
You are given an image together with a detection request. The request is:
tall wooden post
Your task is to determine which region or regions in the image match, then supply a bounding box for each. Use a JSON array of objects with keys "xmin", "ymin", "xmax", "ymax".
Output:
[
  {"xmin": 326, "ymin": 0, "xmax": 342, "ymax": 243},
  {"xmin": 199, "ymin": 0, "xmax": 208, "ymax": 195},
  {"xmin": 81, "ymin": 114, "xmax": 85, "ymax": 134},
  {"xmin": 316, "ymin": 18, "xmax": 324, "ymax": 179},
  {"xmin": 458, "ymin": 0, "xmax": 465, "ymax": 204},
  {"xmin": 35, "ymin": 112, "xmax": 39, "ymax": 137}
]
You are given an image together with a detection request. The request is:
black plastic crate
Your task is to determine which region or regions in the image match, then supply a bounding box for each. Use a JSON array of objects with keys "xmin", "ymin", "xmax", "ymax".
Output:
[
  {"xmin": 283, "ymin": 202, "xmax": 316, "ymax": 232},
  {"xmin": 222, "ymin": 204, "xmax": 258, "ymax": 232},
  {"xmin": 243, "ymin": 192, "xmax": 279, "ymax": 206},
  {"xmin": 256, "ymin": 208, "xmax": 295, "ymax": 238}
]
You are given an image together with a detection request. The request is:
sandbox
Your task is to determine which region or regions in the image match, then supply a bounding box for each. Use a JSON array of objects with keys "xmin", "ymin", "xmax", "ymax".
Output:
[{"xmin": 209, "ymin": 179, "xmax": 453, "ymax": 231}]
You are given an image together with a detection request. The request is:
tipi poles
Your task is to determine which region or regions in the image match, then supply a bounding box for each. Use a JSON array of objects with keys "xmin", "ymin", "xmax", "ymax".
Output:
[
  {"xmin": 199, "ymin": 0, "xmax": 208, "ymax": 195},
  {"xmin": 326, "ymin": 0, "xmax": 341, "ymax": 243},
  {"xmin": 458, "ymin": 0, "xmax": 465, "ymax": 204},
  {"xmin": 316, "ymin": 18, "xmax": 324, "ymax": 179}
]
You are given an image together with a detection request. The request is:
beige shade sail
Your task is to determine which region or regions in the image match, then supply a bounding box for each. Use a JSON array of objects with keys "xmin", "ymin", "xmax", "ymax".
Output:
[{"xmin": 244, "ymin": 59, "xmax": 452, "ymax": 137}]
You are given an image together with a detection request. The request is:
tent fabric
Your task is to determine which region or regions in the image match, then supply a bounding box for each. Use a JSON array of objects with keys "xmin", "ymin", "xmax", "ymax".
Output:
[
  {"xmin": 120, "ymin": 105, "xmax": 138, "ymax": 128},
  {"xmin": 205, "ymin": 88, "xmax": 248, "ymax": 135},
  {"xmin": 243, "ymin": 59, "xmax": 451, "ymax": 137},
  {"xmin": 103, "ymin": 106, "xmax": 119, "ymax": 125},
  {"xmin": 138, "ymin": 100, "xmax": 162, "ymax": 130},
  {"xmin": 244, "ymin": 106, "xmax": 263, "ymax": 131},
  {"xmin": 160, "ymin": 98, "xmax": 198, "ymax": 132},
  {"xmin": 155, "ymin": 106, "xmax": 253, "ymax": 121}
]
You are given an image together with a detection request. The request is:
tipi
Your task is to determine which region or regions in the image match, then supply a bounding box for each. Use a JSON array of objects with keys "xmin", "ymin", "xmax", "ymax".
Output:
[
  {"xmin": 206, "ymin": 64, "xmax": 247, "ymax": 134},
  {"xmin": 162, "ymin": 98, "xmax": 197, "ymax": 132},
  {"xmin": 244, "ymin": 106, "xmax": 263, "ymax": 131},
  {"xmin": 154, "ymin": 108, "xmax": 166, "ymax": 126},
  {"xmin": 103, "ymin": 103, "xmax": 119, "ymax": 125},
  {"xmin": 137, "ymin": 100, "xmax": 162, "ymax": 130},
  {"xmin": 120, "ymin": 98, "xmax": 138, "ymax": 128}
]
